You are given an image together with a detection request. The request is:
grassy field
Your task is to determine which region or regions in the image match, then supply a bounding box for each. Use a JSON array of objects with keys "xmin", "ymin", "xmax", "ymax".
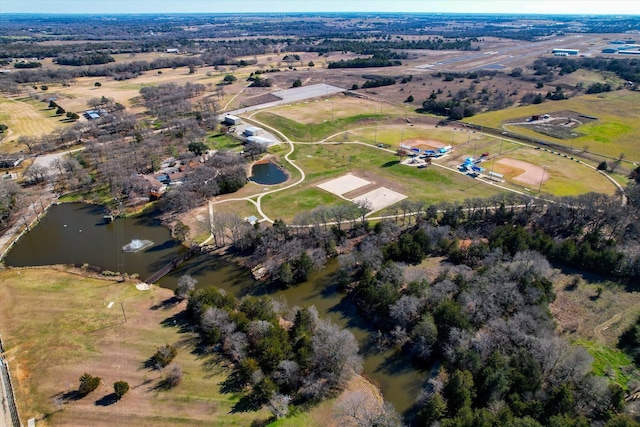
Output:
[
  {"xmin": 254, "ymin": 111, "xmax": 387, "ymax": 142},
  {"xmin": 0, "ymin": 267, "xmax": 273, "ymax": 426},
  {"xmin": 260, "ymin": 142, "xmax": 506, "ymax": 221},
  {"xmin": 0, "ymin": 96, "xmax": 70, "ymax": 150},
  {"xmin": 466, "ymin": 90, "xmax": 640, "ymax": 162}
]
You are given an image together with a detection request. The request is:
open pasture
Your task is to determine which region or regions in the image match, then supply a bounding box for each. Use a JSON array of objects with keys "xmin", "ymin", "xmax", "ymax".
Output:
[
  {"xmin": 467, "ymin": 91, "xmax": 640, "ymax": 162},
  {"xmin": 269, "ymin": 95, "xmax": 409, "ymax": 125},
  {"xmin": 0, "ymin": 267, "xmax": 273, "ymax": 426}
]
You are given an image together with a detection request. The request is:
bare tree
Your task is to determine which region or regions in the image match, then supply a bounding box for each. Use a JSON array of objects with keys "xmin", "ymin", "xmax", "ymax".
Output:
[
  {"xmin": 335, "ymin": 390, "xmax": 404, "ymax": 427},
  {"xmin": 175, "ymin": 274, "xmax": 197, "ymax": 300},
  {"xmin": 163, "ymin": 363, "xmax": 183, "ymax": 388}
]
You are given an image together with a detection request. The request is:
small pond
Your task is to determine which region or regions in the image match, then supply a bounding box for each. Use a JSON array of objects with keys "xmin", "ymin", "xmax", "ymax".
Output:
[{"xmin": 249, "ymin": 162, "xmax": 288, "ymax": 185}]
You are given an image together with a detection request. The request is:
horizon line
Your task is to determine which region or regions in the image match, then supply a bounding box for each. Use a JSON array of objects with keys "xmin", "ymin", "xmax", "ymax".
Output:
[{"xmin": 1, "ymin": 11, "xmax": 639, "ymax": 16}]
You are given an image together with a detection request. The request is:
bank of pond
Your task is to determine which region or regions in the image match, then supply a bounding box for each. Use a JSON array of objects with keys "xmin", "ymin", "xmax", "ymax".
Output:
[{"xmin": 3, "ymin": 202, "xmax": 425, "ymax": 414}]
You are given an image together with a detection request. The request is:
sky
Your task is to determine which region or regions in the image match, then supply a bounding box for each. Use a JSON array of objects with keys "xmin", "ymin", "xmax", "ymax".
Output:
[{"xmin": 0, "ymin": 0, "xmax": 638, "ymax": 15}]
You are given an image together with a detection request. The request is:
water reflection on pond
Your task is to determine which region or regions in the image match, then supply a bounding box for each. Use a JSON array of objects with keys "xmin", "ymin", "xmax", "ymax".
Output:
[{"xmin": 3, "ymin": 202, "xmax": 185, "ymax": 280}]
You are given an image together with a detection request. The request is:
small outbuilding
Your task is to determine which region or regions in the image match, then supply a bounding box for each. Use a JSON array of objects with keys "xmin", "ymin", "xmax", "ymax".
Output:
[
  {"xmin": 247, "ymin": 135, "xmax": 274, "ymax": 146},
  {"xmin": 223, "ymin": 115, "xmax": 241, "ymax": 125},
  {"xmin": 244, "ymin": 126, "xmax": 262, "ymax": 137}
]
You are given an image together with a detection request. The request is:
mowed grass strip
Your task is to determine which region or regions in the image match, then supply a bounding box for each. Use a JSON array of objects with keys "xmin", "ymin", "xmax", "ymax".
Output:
[
  {"xmin": 261, "ymin": 187, "xmax": 345, "ymax": 221},
  {"xmin": 0, "ymin": 96, "xmax": 68, "ymax": 141},
  {"xmin": 0, "ymin": 267, "xmax": 272, "ymax": 426},
  {"xmin": 255, "ymin": 110, "xmax": 386, "ymax": 142}
]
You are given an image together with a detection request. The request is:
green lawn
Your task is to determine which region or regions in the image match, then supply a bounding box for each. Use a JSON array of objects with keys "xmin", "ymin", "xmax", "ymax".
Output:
[
  {"xmin": 261, "ymin": 142, "xmax": 506, "ymax": 222},
  {"xmin": 255, "ymin": 111, "xmax": 387, "ymax": 142},
  {"xmin": 208, "ymin": 133, "xmax": 244, "ymax": 151}
]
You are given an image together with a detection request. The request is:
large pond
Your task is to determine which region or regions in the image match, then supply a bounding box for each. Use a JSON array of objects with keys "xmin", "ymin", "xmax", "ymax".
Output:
[
  {"xmin": 3, "ymin": 202, "xmax": 426, "ymax": 414},
  {"xmin": 249, "ymin": 162, "xmax": 288, "ymax": 185},
  {"xmin": 3, "ymin": 203, "xmax": 185, "ymax": 279}
]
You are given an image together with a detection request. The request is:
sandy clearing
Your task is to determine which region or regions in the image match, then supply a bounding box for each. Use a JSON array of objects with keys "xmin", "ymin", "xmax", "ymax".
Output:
[
  {"xmin": 352, "ymin": 187, "xmax": 407, "ymax": 213},
  {"xmin": 317, "ymin": 173, "xmax": 371, "ymax": 196},
  {"xmin": 497, "ymin": 158, "xmax": 548, "ymax": 186},
  {"xmin": 402, "ymin": 139, "xmax": 447, "ymax": 149}
]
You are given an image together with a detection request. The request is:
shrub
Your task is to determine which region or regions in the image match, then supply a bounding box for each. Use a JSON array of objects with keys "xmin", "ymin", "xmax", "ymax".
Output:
[
  {"xmin": 152, "ymin": 344, "xmax": 177, "ymax": 369},
  {"xmin": 113, "ymin": 381, "xmax": 129, "ymax": 400},
  {"xmin": 78, "ymin": 373, "xmax": 101, "ymax": 396},
  {"xmin": 163, "ymin": 363, "xmax": 183, "ymax": 389}
]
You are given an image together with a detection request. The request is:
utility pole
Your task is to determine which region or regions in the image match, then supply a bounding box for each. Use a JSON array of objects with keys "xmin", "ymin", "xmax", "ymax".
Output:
[{"xmin": 538, "ymin": 165, "xmax": 548, "ymax": 193}]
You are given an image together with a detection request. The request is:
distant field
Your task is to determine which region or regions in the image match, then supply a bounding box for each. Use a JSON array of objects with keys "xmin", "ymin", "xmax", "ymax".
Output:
[
  {"xmin": 467, "ymin": 90, "xmax": 640, "ymax": 162},
  {"xmin": 0, "ymin": 96, "xmax": 68, "ymax": 144},
  {"xmin": 254, "ymin": 110, "xmax": 387, "ymax": 142},
  {"xmin": 271, "ymin": 96, "xmax": 410, "ymax": 125}
]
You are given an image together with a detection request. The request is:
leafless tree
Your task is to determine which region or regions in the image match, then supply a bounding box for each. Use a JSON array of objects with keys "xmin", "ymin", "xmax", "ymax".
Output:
[
  {"xmin": 335, "ymin": 390, "xmax": 404, "ymax": 427},
  {"xmin": 175, "ymin": 274, "xmax": 197, "ymax": 300},
  {"xmin": 267, "ymin": 393, "xmax": 291, "ymax": 419},
  {"xmin": 163, "ymin": 363, "xmax": 183, "ymax": 388}
]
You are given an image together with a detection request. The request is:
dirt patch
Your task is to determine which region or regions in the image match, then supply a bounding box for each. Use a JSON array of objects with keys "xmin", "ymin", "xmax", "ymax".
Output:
[
  {"xmin": 342, "ymin": 182, "xmax": 381, "ymax": 199},
  {"xmin": 402, "ymin": 139, "xmax": 447, "ymax": 150},
  {"xmin": 550, "ymin": 273, "xmax": 640, "ymax": 346},
  {"xmin": 497, "ymin": 158, "xmax": 548, "ymax": 186}
]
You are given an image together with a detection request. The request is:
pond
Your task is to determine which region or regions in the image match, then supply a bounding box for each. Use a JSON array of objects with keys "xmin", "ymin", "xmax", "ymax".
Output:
[
  {"xmin": 4, "ymin": 202, "xmax": 426, "ymax": 414},
  {"xmin": 3, "ymin": 203, "xmax": 185, "ymax": 280},
  {"xmin": 249, "ymin": 161, "xmax": 288, "ymax": 185}
]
